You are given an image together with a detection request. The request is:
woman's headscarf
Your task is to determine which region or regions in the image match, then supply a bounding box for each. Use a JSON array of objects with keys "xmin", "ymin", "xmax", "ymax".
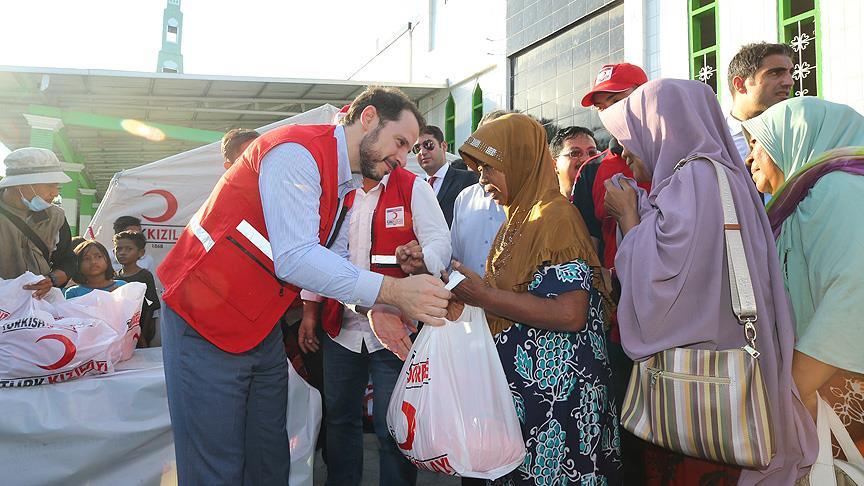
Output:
[
  {"xmin": 459, "ymin": 113, "xmax": 606, "ymax": 335},
  {"xmin": 599, "ymin": 79, "xmax": 816, "ymax": 485},
  {"xmin": 742, "ymin": 98, "xmax": 864, "ymax": 375},
  {"xmin": 742, "ymin": 97, "xmax": 864, "ymax": 233}
]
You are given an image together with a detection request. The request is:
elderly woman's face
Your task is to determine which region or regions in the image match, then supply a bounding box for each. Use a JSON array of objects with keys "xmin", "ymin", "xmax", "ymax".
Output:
[
  {"xmin": 477, "ymin": 162, "xmax": 508, "ymax": 205},
  {"xmin": 746, "ymin": 139, "xmax": 784, "ymax": 195},
  {"xmin": 621, "ymin": 146, "xmax": 652, "ymax": 183}
]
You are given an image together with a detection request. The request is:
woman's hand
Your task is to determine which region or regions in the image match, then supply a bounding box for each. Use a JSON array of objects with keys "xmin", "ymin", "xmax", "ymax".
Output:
[
  {"xmin": 603, "ymin": 179, "xmax": 641, "ymax": 235},
  {"xmin": 447, "ymin": 261, "xmax": 490, "ymax": 308}
]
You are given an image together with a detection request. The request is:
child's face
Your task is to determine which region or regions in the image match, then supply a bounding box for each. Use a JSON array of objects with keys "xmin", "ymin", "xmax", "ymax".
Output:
[
  {"xmin": 80, "ymin": 246, "xmax": 109, "ymax": 278},
  {"xmin": 114, "ymin": 239, "xmax": 143, "ymax": 265}
]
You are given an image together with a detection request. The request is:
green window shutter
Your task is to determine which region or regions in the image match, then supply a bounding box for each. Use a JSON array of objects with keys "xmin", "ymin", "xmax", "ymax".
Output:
[
  {"xmin": 779, "ymin": 0, "xmax": 821, "ymax": 97},
  {"xmin": 471, "ymin": 84, "xmax": 483, "ymax": 132},
  {"xmin": 688, "ymin": 0, "xmax": 720, "ymax": 96},
  {"xmin": 445, "ymin": 93, "xmax": 456, "ymax": 154}
]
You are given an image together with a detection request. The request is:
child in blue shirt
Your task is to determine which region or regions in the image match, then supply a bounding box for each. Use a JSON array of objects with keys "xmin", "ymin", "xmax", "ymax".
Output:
[{"xmin": 64, "ymin": 240, "xmax": 126, "ymax": 299}]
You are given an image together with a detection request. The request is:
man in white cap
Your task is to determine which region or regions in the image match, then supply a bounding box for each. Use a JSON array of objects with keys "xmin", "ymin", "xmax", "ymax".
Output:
[{"xmin": 0, "ymin": 147, "xmax": 76, "ymax": 297}]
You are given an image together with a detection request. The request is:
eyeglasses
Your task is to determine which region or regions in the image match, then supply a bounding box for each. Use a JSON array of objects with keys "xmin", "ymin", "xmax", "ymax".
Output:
[
  {"xmin": 558, "ymin": 148, "xmax": 599, "ymax": 160},
  {"xmin": 412, "ymin": 139, "xmax": 437, "ymax": 154}
]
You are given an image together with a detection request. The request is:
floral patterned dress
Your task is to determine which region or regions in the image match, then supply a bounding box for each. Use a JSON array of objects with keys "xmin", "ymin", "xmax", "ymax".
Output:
[{"xmin": 494, "ymin": 259, "xmax": 621, "ymax": 485}]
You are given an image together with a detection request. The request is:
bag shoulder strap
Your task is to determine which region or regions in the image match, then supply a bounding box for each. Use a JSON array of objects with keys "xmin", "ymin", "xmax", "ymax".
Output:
[
  {"xmin": 676, "ymin": 156, "xmax": 759, "ymax": 351},
  {"xmin": 0, "ymin": 204, "xmax": 51, "ymax": 263}
]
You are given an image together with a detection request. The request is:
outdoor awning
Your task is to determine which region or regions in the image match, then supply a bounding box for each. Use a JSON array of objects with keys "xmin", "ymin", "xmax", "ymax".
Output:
[{"xmin": 0, "ymin": 66, "xmax": 446, "ymax": 195}]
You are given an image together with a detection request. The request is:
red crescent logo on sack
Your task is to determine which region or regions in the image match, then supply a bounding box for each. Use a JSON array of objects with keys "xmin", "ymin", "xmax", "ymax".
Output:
[
  {"xmin": 142, "ymin": 189, "xmax": 178, "ymax": 223},
  {"xmin": 396, "ymin": 401, "xmax": 417, "ymax": 451},
  {"xmin": 36, "ymin": 334, "xmax": 77, "ymax": 370}
]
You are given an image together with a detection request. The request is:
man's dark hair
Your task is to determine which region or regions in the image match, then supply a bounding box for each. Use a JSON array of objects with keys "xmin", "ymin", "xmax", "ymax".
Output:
[
  {"xmin": 113, "ymin": 216, "xmax": 142, "ymax": 234},
  {"xmin": 727, "ymin": 42, "xmax": 794, "ymax": 95},
  {"xmin": 479, "ymin": 109, "xmax": 519, "ymax": 127},
  {"xmin": 113, "ymin": 230, "xmax": 147, "ymax": 250},
  {"xmin": 221, "ymin": 128, "xmax": 260, "ymax": 163},
  {"xmin": 549, "ymin": 126, "xmax": 596, "ymax": 156},
  {"xmin": 342, "ymin": 86, "xmax": 426, "ymax": 131},
  {"xmin": 73, "ymin": 239, "xmax": 115, "ymax": 283},
  {"xmin": 420, "ymin": 125, "xmax": 445, "ymax": 143}
]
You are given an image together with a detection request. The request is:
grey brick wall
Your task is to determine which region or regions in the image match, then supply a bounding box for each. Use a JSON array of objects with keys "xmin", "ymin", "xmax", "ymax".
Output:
[{"xmin": 509, "ymin": 1, "xmax": 625, "ymax": 135}]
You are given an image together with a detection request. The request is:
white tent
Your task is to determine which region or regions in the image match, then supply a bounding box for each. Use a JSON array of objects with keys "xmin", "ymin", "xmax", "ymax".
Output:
[{"xmin": 86, "ymin": 104, "xmax": 341, "ymax": 292}]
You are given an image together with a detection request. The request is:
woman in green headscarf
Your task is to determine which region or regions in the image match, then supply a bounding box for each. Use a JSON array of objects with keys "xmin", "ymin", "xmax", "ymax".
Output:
[{"xmin": 742, "ymin": 97, "xmax": 864, "ymax": 431}]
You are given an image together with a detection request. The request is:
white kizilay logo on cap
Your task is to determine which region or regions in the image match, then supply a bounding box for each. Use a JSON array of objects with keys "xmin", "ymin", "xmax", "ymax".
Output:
[{"xmin": 595, "ymin": 66, "xmax": 614, "ymax": 85}]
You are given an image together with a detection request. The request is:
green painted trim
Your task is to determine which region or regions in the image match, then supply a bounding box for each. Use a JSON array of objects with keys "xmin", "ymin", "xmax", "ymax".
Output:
[
  {"xmin": 471, "ymin": 84, "xmax": 483, "ymax": 132},
  {"xmin": 444, "ymin": 94, "xmax": 456, "ymax": 154},
  {"xmin": 27, "ymin": 105, "xmax": 222, "ymax": 143}
]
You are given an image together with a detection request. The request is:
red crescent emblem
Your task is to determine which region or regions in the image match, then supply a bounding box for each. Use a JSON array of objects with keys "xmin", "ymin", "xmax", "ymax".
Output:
[
  {"xmin": 36, "ymin": 334, "xmax": 77, "ymax": 370},
  {"xmin": 142, "ymin": 189, "xmax": 178, "ymax": 223},
  {"xmin": 396, "ymin": 401, "xmax": 417, "ymax": 451}
]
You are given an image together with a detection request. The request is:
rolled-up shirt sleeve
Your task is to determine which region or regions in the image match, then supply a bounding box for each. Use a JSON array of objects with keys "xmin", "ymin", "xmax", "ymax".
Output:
[{"xmin": 259, "ymin": 143, "xmax": 382, "ymax": 307}]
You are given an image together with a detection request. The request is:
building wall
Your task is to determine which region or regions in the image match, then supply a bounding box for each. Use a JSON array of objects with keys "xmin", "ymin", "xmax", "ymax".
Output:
[
  {"xmin": 507, "ymin": 1, "xmax": 625, "ymax": 136},
  {"xmin": 634, "ymin": 0, "xmax": 864, "ymax": 115},
  {"xmin": 350, "ymin": 0, "xmax": 508, "ymax": 149}
]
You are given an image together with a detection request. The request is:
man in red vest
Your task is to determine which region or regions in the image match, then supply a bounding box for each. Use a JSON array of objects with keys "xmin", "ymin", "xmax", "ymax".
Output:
[
  {"xmin": 299, "ymin": 156, "xmax": 449, "ymax": 485},
  {"xmin": 157, "ymin": 87, "xmax": 451, "ymax": 485}
]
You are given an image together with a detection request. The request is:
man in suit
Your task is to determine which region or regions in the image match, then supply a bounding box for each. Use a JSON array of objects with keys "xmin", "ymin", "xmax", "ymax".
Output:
[{"xmin": 414, "ymin": 125, "xmax": 478, "ymax": 227}]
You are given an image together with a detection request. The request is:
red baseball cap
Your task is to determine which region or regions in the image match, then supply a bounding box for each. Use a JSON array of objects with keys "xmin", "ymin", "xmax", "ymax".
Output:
[{"xmin": 580, "ymin": 63, "xmax": 648, "ymax": 107}]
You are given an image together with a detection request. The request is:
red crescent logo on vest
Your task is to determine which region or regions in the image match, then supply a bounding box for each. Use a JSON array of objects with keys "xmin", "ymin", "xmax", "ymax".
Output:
[
  {"xmin": 36, "ymin": 334, "xmax": 77, "ymax": 370},
  {"xmin": 142, "ymin": 190, "xmax": 178, "ymax": 223},
  {"xmin": 396, "ymin": 401, "xmax": 417, "ymax": 451}
]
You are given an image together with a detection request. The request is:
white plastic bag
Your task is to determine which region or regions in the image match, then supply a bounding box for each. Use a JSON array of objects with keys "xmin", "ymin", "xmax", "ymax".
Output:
[
  {"xmin": 0, "ymin": 272, "xmax": 144, "ymax": 386},
  {"xmin": 807, "ymin": 393, "xmax": 864, "ymax": 485},
  {"xmin": 287, "ymin": 359, "xmax": 322, "ymax": 486},
  {"xmin": 387, "ymin": 305, "xmax": 526, "ymax": 479}
]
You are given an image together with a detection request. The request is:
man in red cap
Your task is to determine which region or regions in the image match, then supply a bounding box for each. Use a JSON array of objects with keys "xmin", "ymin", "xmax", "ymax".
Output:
[{"xmin": 582, "ymin": 62, "xmax": 649, "ymax": 485}]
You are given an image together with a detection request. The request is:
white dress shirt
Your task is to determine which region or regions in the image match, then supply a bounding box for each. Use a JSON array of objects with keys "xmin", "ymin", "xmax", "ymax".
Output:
[
  {"xmin": 258, "ymin": 125, "xmax": 382, "ymax": 308},
  {"xmin": 332, "ymin": 173, "xmax": 451, "ymax": 354},
  {"xmin": 426, "ymin": 163, "xmax": 450, "ymax": 196},
  {"xmin": 450, "ymin": 183, "xmax": 506, "ymax": 276},
  {"xmin": 726, "ymin": 113, "xmax": 750, "ymax": 161}
]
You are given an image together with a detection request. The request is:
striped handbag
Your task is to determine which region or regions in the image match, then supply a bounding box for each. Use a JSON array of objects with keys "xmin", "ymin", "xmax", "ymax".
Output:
[{"xmin": 620, "ymin": 157, "xmax": 775, "ymax": 468}]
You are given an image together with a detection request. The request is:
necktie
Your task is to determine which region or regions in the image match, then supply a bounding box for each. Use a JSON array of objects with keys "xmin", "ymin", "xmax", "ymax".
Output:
[{"xmin": 428, "ymin": 176, "xmax": 437, "ymax": 187}]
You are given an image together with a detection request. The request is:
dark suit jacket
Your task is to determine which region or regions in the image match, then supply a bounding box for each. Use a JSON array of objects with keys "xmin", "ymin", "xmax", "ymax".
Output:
[{"xmin": 435, "ymin": 165, "xmax": 479, "ymax": 227}]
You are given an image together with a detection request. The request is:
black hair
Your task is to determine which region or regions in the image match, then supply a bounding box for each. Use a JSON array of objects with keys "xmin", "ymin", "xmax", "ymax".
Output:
[
  {"xmin": 113, "ymin": 230, "xmax": 147, "ymax": 250},
  {"xmin": 113, "ymin": 215, "xmax": 142, "ymax": 234},
  {"xmin": 419, "ymin": 125, "xmax": 445, "ymax": 143},
  {"xmin": 727, "ymin": 42, "xmax": 794, "ymax": 95},
  {"xmin": 342, "ymin": 86, "xmax": 426, "ymax": 131},
  {"xmin": 549, "ymin": 126, "xmax": 596, "ymax": 156},
  {"xmin": 221, "ymin": 128, "xmax": 260, "ymax": 163},
  {"xmin": 73, "ymin": 240, "xmax": 115, "ymax": 284}
]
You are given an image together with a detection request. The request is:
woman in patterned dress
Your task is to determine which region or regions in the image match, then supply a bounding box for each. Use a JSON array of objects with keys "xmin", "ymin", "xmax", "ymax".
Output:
[{"xmin": 450, "ymin": 113, "xmax": 622, "ymax": 485}]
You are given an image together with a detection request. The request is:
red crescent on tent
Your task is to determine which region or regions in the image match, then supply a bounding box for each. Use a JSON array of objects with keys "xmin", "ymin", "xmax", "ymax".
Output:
[
  {"xmin": 396, "ymin": 401, "xmax": 417, "ymax": 451},
  {"xmin": 142, "ymin": 189, "xmax": 178, "ymax": 223},
  {"xmin": 36, "ymin": 334, "xmax": 77, "ymax": 370}
]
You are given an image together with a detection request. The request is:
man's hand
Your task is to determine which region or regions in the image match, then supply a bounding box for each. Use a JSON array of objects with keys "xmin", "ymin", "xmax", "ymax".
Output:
[
  {"xmin": 368, "ymin": 304, "xmax": 417, "ymax": 361},
  {"xmin": 395, "ymin": 240, "xmax": 428, "ymax": 275},
  {"xmin": 298, "ymin": 315, "xmax": 320, "ymax": 353},
  {"xmin": 378, "ymin": 274, "xmax": 450, "ymax": 326},
  {"xmin": 24, "ymin": 277, "xmax": 53, "ymax": 300}
]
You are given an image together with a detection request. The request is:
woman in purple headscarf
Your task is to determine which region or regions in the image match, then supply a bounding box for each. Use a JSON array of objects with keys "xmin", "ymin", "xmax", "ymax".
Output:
[{"xmin": 600, "ymin": 79, "xmax": 816, "ymax": 485}]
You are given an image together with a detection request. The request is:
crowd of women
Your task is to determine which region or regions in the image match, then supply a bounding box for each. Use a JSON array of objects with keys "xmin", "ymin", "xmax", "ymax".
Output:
[{"xmin": 446, "ymin": 78, "xmax": 863, "ymax": 485}]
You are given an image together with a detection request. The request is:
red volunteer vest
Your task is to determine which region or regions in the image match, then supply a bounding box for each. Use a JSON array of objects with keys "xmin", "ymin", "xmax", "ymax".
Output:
[
  {"xmin": 321, "ymin": 166, "xmax": 417, "ymax": 338},
  {"xmin": 158, "ymin": 124, "xmax": 342, "ymax": 353}
]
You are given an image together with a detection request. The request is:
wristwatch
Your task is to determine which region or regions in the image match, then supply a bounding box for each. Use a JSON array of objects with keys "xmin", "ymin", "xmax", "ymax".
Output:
[{"xmin": 46, "ymin": 272, "xmax": 59, "ymax": 287}]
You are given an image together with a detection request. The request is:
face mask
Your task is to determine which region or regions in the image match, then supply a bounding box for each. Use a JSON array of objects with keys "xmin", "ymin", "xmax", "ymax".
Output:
[{"xmin": 19, "ymin": 188, "xmax": 53, "ymax": 212}]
